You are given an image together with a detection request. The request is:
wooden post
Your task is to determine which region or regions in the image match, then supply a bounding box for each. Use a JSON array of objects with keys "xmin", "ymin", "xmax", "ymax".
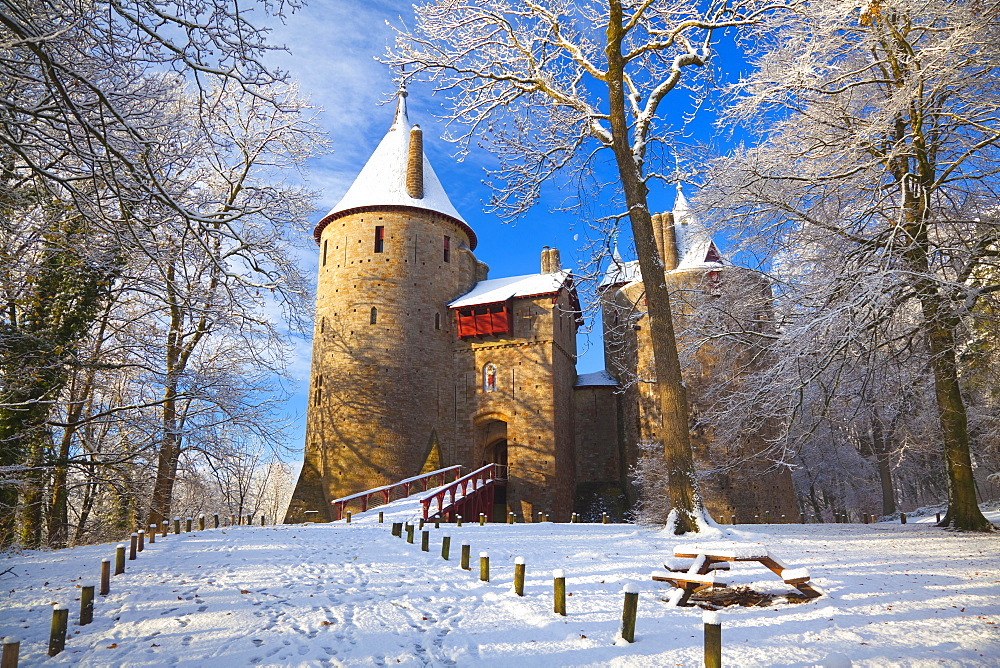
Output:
[
  {"xmin": 185, "ymin": 517, "xmax": 192, "ymax": 533},
  {"xmin": 460, "ymin": 541, "xmax": 471, "ymax": 570},
  {"xmin": 148, "ymin": 525, "xmax": 156, "ymax": 544},
  {"xmin": 128, "ymin": 533, "xmax": 137, "ymax": 560},
  {"xmin": 48, "ymin": 605, "xmax": 68, "ymax": 656},
  {"xmin": 508, "ymin": 512, "xmax": 515, "ymax": 524},
  {"xmin": 731, "ymin": 515, "xmax": 737, "ymax": 525},
  {"xmin": 754, "ymin": 515, "xmax": 759, "ymax": 524},
  {"xmin": 764, "ymin": 511, "xmax": 771, "ymax": 524},
  {"xmin": 100, "ymin": 559, "xmax": 110, "ymax": 595},
  {"xmin": 173, "ymin": 518, "xmax": 180, "ymax": 534},
  {"xmin": 214, "ymin": 513, "xmax": 220, "ymax": 528},
  {"xmin": 161, "ymin": 520, "xmax": 168, "ymax": 537},
  {"xmin": 570, "ymin": 513, "xmax": 577, "ymax": 523},
  {"xmin": 553, "ymin": 569, "xmax": 566, "ymax": 616},
  {"xmin": 513, "ymin": 557, "xmax": 525, "ymax": 596},
  {"xmin": 704, "ymin": 611, "xmax": 721, "ymax": 668},
  {"xmin": 391, "ymin": 522, "xmax": 402, "ymax": 537},
  {"xmin": 936, "ymin": 512, "xmax": 941, "ymax": 523},
  {"xmin": 114, "ymin": 545, "xmax": 125, "ymax": 575},
  {"xmin": 260, "ymin": 515, "xmax": 265, "ymax": 526},
  {"xmin": 456, "ymin": 515, "xmax": 463, "ymax": 527},
  {"xmin": 900, "ymin": 512, "xmax": 907, "ymax": 524},
  {"xmin": 545, "ymin": 513, "xmax": 550, "ymax": 522},
  {"xmin": 441, "ymin": 535, "xmax": 451, "ymax": 560},
  {"xmin": 434, "ymin": 516, "xmax": 440, "ymax": 528},
  {"xmin": 1, "ymin": 637, "xmax": 19, "ymax": 668},
  {"xmin": 246, "ymin": 514, "xmax": 252, "ymax": 526},
  {"xmin": 230, "ymin": 514, "xmax": 236, "ymax": 527},
  {"xmin": 80, "ymin": 585, "xmax": 94, "ymax": 626},
  {"xmin": 378, "ymin": 511, "xmax": 384, "ymax": 524},
  {"xmin": 800, "ymin": 513, "xmax": 806, "ymax": 524},
  {"xmin": 479, "ymin": 552, "xmax": 490, "ymax": 582},
  {"xmin": 346, "ymin": 511, "xmax": 352, "ymax": 524},
  {"xmin": 862, "ymin": 513, "xmax": 869, "ymax": 524},
  {"xmin": 620, "ymin": 584, "xmax": 639, "ymax": 643},
  {"xmin": 137, "ymin": 530, "xmax": 145, "ymax": 552},
  {"xmin": 479, "ymin": 513, "xmax": 485, "ymax": 526},
  {"xmin": 405, "ymin": 523, "xmax": 414, "ymax": 543},
  {"xmin": 421, "ymin": 530, "xmax": 430, "ymax": 552},
  {"xmin": 198, "ymin": 514, "xmax": 205, "ymax": 531},
  {"xmin": 538, "ymin": 512, "xmax": 545, "ymax": 523}
]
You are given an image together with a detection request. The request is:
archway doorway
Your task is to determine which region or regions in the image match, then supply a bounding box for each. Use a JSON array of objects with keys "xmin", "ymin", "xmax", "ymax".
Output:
[{"xmin": 475, "ymin": 418, "xmax": 508, "ymax": 518}]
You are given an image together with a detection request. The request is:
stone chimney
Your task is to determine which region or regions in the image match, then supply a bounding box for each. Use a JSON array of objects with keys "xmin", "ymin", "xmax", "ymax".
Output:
[
  {"xmin": 652, "ymin": 213, "xmax": 665, "ymax": 266},
  {"xmin": 540, "ymin": 246, "xmax": 561, "ymax": 273},
  {"xmin": 661, "ymin": 211, "xmax": 679, "ymax": 271},
  {"xmin": 406, "ymin": 125, "xmax": 424, "ymax": 199}
]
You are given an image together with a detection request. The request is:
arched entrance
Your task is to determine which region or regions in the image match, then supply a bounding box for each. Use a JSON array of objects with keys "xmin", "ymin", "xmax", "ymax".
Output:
[{"xmin": 475, "ymin": 417, "xmax": 508, "ymax": 518}]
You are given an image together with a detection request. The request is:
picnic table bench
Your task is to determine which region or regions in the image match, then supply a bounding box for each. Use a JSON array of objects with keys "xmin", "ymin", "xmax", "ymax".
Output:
[{"xmin": 652, "ymin": 542, "xmax": 822, "ymax": 606}]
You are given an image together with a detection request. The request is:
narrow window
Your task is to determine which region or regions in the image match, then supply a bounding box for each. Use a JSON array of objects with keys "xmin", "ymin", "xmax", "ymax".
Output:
[
  {"xmin": 320, "ymin": 317, "xmax": 326, "ymax": 333},
  {"xmin": 313, "ymin": 375, "xmax": 323, "ymax": 406},
  {"xmin": 370, "ymin": 307, "xmax": 378, "ymax": 325},
  {"xmin": 322, "ymin": 239, "xmax": 328, "ymax": 266},
  {"xmin": 443, "ymin": 235, "xmax": 450, "ymax": 263},
  {"xmin": 374, "ymin": 226, "xmax": 385, "ymax": 253},
  {"xmin": 434, "ymin": 312, "xmax": 441, "ymax": 330}
]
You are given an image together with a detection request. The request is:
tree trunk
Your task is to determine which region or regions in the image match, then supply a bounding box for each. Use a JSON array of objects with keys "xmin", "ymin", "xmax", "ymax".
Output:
[
  {"xmin": 868, "ymin": 410, "xmax": 897, "ymax": 517},
  {"xmin": 605, "ymin": 1, "xmax": 704, "ymax": 534}
]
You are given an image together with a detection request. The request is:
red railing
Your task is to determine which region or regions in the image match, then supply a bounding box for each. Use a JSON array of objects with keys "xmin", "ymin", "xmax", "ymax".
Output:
[
  {"xmin": 420, "ymin": 464, "xmax": 501, "ymax": 520},
  {"xmin": 330, "ymin": 466, "xmax": 462, "ymax": 521}
]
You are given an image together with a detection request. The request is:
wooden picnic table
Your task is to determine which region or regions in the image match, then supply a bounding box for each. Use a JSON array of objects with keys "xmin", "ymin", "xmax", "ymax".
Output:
[{"xmin": 652, "ymin": 542, "xmax": 822, "ymax": 606}]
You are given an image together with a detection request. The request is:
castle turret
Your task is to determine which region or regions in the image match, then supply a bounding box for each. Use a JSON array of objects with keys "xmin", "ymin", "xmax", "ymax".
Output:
[{"xmin": 286, "ymin": 90, "xmax": 481, "ymax": 522}]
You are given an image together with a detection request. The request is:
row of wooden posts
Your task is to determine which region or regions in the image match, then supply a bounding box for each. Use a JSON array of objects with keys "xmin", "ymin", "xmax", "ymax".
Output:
[
  {"xmin": 2, "ymin": 512, "xmax": 269, "ymax": 665},
  {"xmin": 343, "ymin": 507, "xmax": 910, "ymax": 527},
  {"xmin": 365, "ymin": 512, "xmax": 722, "ymax": 663}
]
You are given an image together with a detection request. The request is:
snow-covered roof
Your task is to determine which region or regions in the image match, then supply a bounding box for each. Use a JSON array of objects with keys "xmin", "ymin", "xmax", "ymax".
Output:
[
  {"xmin": 314, "ymin": 90, "xmax": 476, "ymax": 248},
  {"xmin": 575, "ymin": 370, "xmax": 619, "ymax": 387},
  {"xmin": 449, "ymin": 270, "xmax": 572, "ymax": 308},
  {"xmin": 600, "ymin": 258, "xmax": 642, "ymax": 288},
  {"xmin": 673, "ymin": 183, "xmax": 724, "ymax": 269}
]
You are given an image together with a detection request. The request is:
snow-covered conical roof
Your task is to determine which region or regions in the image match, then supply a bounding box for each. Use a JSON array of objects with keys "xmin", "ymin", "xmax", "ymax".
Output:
[
  {"xmin": 313, "ymin": 90, "xmax": 476, "ymax": 248},
  {"xmin": 673, "ymin": 183, "xmax": 723, "ymax": 269}
]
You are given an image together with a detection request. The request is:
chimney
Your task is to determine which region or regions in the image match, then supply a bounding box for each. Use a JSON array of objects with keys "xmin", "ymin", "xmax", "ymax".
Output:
[
  {"xmin": 548, "ymin": 247, "xmax": 561, "ymax": 272},
  {"xmin": 652, "ymin": 213, "xmax": 665, "ymax": 267},
  {"xmin": 661, "ymin": 212, "xmax": 679, "ymax": 271},
  {"xmin": 406, "ymin": 125, "xmax": 424, "ymax": 199},
  {"xmin": 541, "ymin": 246, "xmax": 551, "ymax": 273}
]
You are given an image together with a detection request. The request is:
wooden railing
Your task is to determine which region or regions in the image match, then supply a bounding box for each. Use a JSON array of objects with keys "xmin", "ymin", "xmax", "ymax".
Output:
[
  {"xmin": 330, "ymin": 466, "xmax": 463, "ymax": 520},
  {"xmin": 420, "ymin": 464, "xmax": 502, "ymax": 520}
]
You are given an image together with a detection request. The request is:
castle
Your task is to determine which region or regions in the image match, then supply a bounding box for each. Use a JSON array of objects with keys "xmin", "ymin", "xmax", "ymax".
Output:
[{"xmin": 284, "ymin": 91, "xmax": 797, "ymax": 523}]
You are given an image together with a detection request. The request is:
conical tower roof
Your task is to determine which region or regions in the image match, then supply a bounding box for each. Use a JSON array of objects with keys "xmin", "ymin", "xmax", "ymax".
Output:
[
  {"xmin": 314, "ymin": 90, "xmax": 476, "ymax": 248},
  {"xmin": 673, "ymin": 183, "xmax": 723, "ymax": 268}
]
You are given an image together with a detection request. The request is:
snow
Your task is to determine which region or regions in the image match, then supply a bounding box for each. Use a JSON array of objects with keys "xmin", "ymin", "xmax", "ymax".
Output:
[
  {"xmin": 599, "ymin": 258, "xmax": 642, "ymax": 288},
  {"xmin": 673, "ymin": 542, "xmax": 771, "ymax": 560},
  {"xmin": 703, "ymin": 610, "xmax": 720, "ymax": 625},
  {"xmin": 2, "ymin": 512, "xmax": 999, "ymax": 666},
  {"xmin": 320, "ymin": 91, "xmax": 471, "ymax": 239},
  {"xmin": 448, "ymin": 270, "xmax": 572, "ymax": 308},
  {"xmin": 575, "ymin": 370, "xmax": 618, "ymax": 387}
]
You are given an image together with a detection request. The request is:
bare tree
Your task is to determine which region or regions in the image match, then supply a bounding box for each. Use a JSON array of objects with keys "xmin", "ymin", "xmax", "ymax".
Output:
[
  {"xmin": 387, "ymin": 0, "xmax": 786, "ymax": 533},
  {"xmin": 702, "ymin": 0, "xmax": 1000, "ymax": 530}
]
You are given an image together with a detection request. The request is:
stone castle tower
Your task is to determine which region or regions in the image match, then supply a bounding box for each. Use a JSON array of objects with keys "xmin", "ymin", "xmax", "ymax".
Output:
[
  {"xmin": 600, "ymin": 185, "xmax": 799, "ymax": 521},
  {"xmin": 286, "ymin": 90, "xmax": 484, "ymax": 521},
  {"xmin": 285, "ymin": 92, "xmax": 799, "ymax": 524}
]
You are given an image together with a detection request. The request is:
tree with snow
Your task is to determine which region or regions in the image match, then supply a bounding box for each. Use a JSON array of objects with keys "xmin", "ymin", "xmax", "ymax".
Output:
[
  {"xmin": 702, "ymin": 0, "xmax": 999, "ymax": 530},
  {"xmin": 387, "ymin": 0, "xmax": 787, "ymax": 534}
]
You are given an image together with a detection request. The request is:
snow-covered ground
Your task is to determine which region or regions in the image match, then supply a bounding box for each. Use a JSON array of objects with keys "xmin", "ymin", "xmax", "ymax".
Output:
[{"xmin": 1, "ymin": 503, "xmax": 998, "ymax": 667}]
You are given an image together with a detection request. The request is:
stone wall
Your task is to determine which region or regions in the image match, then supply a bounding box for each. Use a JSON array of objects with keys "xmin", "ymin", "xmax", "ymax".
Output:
[{"xmin": 286, "ymin": 207, "xmax": 478, "ymax": 522}]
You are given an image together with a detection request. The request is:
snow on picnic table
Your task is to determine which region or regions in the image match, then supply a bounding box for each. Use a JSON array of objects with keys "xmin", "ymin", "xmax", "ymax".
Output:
[{"xmin": 1, "ymin": 515, "xmax": 999, "ymax": 667}]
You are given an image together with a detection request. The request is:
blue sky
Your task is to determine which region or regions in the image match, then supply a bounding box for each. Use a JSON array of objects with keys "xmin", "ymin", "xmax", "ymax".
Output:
[{"xmin": 262, "ymin": 1, "xmax": 748, "ymax": 461}]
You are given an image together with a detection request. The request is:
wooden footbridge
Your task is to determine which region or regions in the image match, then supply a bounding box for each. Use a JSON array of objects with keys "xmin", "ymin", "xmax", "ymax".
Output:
[{"xmin": 328, "ymin": 464, "xmax": 506, "ymax": 522}]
